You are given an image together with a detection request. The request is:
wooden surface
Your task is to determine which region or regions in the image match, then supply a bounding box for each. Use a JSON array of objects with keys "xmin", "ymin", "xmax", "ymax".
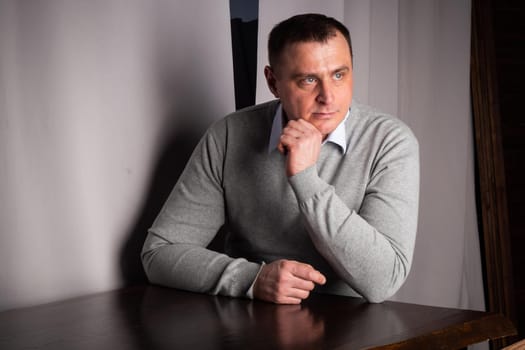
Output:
[{"xmin": 0, "ymin": 285, "xmax": 516, "ymax": 350}]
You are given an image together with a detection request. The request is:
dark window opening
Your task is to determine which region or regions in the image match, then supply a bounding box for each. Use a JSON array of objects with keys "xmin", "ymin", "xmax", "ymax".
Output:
[{"xmin": 229, "ymin": 0, "xmax": 259, "ymax": 110}]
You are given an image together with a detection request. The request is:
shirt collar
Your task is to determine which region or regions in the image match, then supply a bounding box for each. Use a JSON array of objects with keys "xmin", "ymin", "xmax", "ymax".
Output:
[{"xmin": 268, "ymin": 104, "xmax": 349, "ymax": 154}]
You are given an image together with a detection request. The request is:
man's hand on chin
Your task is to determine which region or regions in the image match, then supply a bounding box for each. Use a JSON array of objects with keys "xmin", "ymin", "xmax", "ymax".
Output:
[{"xmin": 278, "ymin": 119, "xmax": 323, "ymax": 177}]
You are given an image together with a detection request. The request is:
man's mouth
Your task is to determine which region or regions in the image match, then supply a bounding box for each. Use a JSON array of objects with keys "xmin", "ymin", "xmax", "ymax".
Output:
[{"xmin": 312, "ymin": 111, "xmax": 337, "ymax": 119}]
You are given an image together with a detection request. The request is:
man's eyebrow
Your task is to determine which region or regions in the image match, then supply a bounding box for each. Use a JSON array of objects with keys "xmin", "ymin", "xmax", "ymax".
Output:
[
  {"xmin": 290, "ymin": 72, "xmax": 316, "ymax": 79},
  {"xmin": 332, "ymin": 66, "xmax": 351, "ymax": 73},
  {"xmin": 290, "ymin": 66, "xmax": 350, "ymax": 79}
]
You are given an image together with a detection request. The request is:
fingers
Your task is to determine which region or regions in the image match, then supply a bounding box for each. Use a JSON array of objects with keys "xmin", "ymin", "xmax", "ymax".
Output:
[
  {"xmin": 280, "ymin": 119, "xmax": 321, "ymax": 147},
  {"xmin": 277, "ymin": 141, "xmax": 287, "ymax": 155},
  {"xmin": 253, "ymin": 259, "xmax": 327, "ymax": 304},
  {"xmin": 282, "ymin": 119, "xmax": 311, "ymax": 137},
  {"xmin": 285, "ymin": 118, "xmax": 318, "ymax": 132},
  {"xmin": 279, "ymin": 120, "xmax": 322, "ymax": 176},
  {"xmin": 273, "ymin": 295, "xmax": 303, "ymax": 305},
  {"xmin": 290, "ymin": 263, "xmax": 327, "ymax": 286}
]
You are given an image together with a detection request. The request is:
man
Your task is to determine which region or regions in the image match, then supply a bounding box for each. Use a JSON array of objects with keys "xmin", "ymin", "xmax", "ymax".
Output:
[{"xmin": 141, "ymin": 13, "xmax": 419, "ymax": 304}]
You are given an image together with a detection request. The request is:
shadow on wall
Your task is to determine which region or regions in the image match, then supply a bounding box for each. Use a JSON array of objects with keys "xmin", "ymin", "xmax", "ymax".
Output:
[
  {"xmin": 118, "ymin": 8, "xmax": 235, "ymax": 284},
  {"xmin": 118, "ymin": 124, "xmax": 202, "ymax": 285},
  {"xmin": 118, "ymin": 107, "xmax": 230, "ymax": 285}
]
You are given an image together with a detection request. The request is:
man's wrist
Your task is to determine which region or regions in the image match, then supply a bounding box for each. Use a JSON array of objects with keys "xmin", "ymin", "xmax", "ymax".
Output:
[
  {"xmin": 245, "ymin": 262, "xmax": 266, "ymax": 299},
  {"xmin": 288, "ymin": 165, "xmax": 328, "ymax": 203}
]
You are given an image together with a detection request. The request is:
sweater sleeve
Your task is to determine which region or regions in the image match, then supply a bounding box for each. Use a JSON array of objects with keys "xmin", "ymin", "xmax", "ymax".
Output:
[
  {"xmin": 288, "ymin": 124, "xmax": 420, "ymax": 303},
  {"xmin": 141, "ymin": 126, "xmax": 261, "ymax": 297}
]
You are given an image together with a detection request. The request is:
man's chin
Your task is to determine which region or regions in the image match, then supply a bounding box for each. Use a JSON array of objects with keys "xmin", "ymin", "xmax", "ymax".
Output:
[{"xmin": 311, "ymin": 121, "xmax": 337, "ymax": 138}]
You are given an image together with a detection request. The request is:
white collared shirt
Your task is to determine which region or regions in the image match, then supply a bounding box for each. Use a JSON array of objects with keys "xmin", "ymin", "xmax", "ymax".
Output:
[{"xmin": 268, "ymin": 104, "xmax": 349, "ymax": 154}]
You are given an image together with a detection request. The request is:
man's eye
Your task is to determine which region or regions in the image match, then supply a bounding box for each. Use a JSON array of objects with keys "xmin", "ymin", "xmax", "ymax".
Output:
[
  {"xmin": 334, "ymin": 72, "xmax": 344, "ymax": 80},
  {"xmin": 303, "ymin": 77, "xmax": 317, "ymax": 84}
]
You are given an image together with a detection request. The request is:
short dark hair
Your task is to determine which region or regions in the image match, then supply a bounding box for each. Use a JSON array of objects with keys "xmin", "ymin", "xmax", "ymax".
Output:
[{"xmin": 267, "ymin": 13, "xmax": 353, "ymax": 68}]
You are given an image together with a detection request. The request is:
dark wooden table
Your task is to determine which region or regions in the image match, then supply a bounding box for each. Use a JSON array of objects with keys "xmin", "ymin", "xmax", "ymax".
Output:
[{"xmin": 0, "ymin": 285, "xmax": 516, "ymax": 349}]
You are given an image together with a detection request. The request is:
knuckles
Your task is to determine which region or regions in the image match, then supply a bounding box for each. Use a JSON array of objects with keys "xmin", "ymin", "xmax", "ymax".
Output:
[{"xmin": 278, "ymin": 259, "xmax": 292, "ymax": 269}]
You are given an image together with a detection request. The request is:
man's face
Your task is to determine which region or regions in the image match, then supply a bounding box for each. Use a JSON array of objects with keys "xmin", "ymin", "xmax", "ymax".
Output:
[{"xmin": 265, "ymin": 31, "xmax": 353, "ymax": 140}]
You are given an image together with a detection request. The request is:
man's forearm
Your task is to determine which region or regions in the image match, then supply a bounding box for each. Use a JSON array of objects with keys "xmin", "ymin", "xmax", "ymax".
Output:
[
  {"xmin": 288, "ymin": 136, "xmax": 419, "ymax": 302},
  {"xmin": 142, "ymin": 232, "xmax": 261, "ymax": 297}
]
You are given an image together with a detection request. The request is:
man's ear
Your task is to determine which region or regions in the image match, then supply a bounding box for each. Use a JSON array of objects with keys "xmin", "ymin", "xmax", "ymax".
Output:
[{"xmin": 264, "ymin": 66, "xmax": 279, "ymax": 98}]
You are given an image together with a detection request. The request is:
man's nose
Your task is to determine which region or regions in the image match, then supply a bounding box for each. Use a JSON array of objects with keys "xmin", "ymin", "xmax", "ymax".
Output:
[{"xmin": 316, "ymin": 81, "xmax": 334, "ymax": 104}]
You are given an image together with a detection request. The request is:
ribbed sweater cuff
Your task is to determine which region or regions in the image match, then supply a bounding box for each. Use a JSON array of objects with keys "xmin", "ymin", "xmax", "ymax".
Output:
[
  {"xmin": 245, "ymin": 262, "xmax": 265, "ymax": 299},
  {"xmin": 232, "ymin": 260, "xmax": 264, "ymax": 297},
  {"xmin": 288, "ymin": 165, "xmax": 329, "ymax": 203}
]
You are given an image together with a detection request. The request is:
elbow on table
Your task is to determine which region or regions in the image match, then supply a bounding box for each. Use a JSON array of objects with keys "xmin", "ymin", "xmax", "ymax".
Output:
[
  {"xmin": 361, "ymin": 289, "xmax": 392, "ymax": 304},
  {"xmin": 140, "ymin": 231, "xmax": 172, "ymax": 283},
  {"xmin": 140, "ymin": 248, "xmax": 157, "ymax": 283},
  {"xmin": 358, "ymin": 271, "xmax": 409, "ymax": 303},
  {"xmin": 364, "ymin": 252, "xmax": 413, "ymax": 303},
  {"xmin": 140, "ymin": 248, "xmax": 178, "ymax": 289}
]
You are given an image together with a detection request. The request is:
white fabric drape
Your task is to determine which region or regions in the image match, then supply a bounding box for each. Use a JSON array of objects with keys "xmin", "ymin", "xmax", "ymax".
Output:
[
  {"xmin": 0, "ymin": 0, "xmax": 234, "ymax": 311},
  {"xmin": 257, "ymin": 0, "xmax": 484, "ymax": 312}
]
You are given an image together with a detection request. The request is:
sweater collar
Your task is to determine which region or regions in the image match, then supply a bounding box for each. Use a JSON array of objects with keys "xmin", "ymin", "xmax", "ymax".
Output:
[{"xmin": 268, "ymin": 103, "xmax": 349, "ymax": 154}]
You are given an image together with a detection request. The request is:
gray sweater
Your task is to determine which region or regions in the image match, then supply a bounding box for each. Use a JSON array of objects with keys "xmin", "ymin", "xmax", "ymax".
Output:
[{"xmin": 141, "ymin": 100, "xmax": 419, "ymax": 302}]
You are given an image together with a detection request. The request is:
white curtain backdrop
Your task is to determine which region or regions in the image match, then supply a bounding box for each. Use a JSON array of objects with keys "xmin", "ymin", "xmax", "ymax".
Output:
[
  {"xmin": 0, "ymin": 0, "xmax": 234, "ymax": 311},
  {"xmin": 258, "ymin": 0, "xmax": 484, "ymax": 312},
  {"xmin": 0, "ymin": 0, "xmax": 484, "ymax": 322}
]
